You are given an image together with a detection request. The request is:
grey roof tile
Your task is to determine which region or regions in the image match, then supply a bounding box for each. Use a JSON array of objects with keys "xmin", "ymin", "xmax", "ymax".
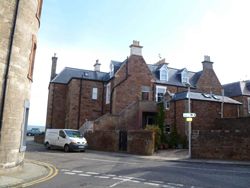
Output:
[
  {"xmin": 223, "ymin": 80, "xmax": 250, "ymax": 97},
  {"xmin": 51, "ymin": 67, "xmax": 109, "ymax": 84},
  {"xmin": 173, "ymin": 91, "xmax": 242, "ymax": 104}
]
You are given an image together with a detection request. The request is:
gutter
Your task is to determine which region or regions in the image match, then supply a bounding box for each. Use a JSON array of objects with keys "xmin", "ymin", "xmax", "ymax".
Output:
[{"xmin": 0, "ymin": 0, "xmax": 20, "ymax": 131}]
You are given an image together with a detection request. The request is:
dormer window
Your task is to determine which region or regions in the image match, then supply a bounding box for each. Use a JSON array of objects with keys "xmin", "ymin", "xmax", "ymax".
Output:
[
  {"xmin": 110, "ymin": 63, "xmax": 114, "ymax": 77},
  {"xmin": 159, "ymin": 64, "xmax": 168, "ymax": 81},
  {"xmin": 181, "ymin": 69, "xmax": 189, "ymax": 84}
]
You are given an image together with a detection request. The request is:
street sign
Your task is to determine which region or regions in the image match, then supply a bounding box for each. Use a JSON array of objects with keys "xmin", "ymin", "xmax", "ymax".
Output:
[
  {"xmin": 183, "ymin": 113, "xmax": 196, "ymax": 118},
  {"xmin": 186, "ymin": 118, "xmax": 193, "ymax": 122}
]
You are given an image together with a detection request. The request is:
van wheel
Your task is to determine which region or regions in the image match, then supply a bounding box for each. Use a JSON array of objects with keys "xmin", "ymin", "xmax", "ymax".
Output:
[
  {"xmin": 64, "ymin": 144, "xmax": 70, "ymax": 152},
  {"xmin": 45, "ymin": 142, "xmax": 51, "ymax": 150}
]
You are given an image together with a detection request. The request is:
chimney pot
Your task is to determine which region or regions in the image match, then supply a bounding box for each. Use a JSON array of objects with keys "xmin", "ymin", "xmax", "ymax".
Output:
[
  {"xmin": 129, "ymin": 40, "xmax": 143, "ymax": 56},
  {"xmin": 202, "ymin": 55, "xmax": 213, "ymax": 70},
  {"xmin": 94, "ymin": 59, "xmax": 101, "ymax": 72},
  {"xmin": 50, "ymin": 53, "xmax": 58, "ymax": 81}
]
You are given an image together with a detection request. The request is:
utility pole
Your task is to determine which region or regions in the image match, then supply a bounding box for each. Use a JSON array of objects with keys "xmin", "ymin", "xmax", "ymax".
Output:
[{"xmin": 187, "ymin": 85, "xmax": 191, "ymax": 159}]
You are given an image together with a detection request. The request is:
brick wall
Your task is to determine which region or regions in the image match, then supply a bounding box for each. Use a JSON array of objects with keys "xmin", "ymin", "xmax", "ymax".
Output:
[
  {"xmin": 112, "ymin": 55, "xmax": 154, "ymax": 114},
  {"xmin": 46, "ymin": 79, "xmax": 105, "ymax": 129},
  {"xmin": 196, "ymin": 68, "xmax": 222, "ymax": 95},
  {"xmin": 85, "ymin": 131, "xmax": 119, "ymax": 152},
  {"xmin": 170, "ymin": 99, "xmax": 240, "ymax": 138},
  {"xmin": 232, "ymin": 96, "xmax": 250, "ymax": 117},
  {"xmin": 46, "ymin": 83, "xmax": 67, "ymax": 129},
  {"xmin": 192, "ymin": 117, "xmax": 250, "ymax": 160},
  {"xmin": 127, "ymin": 130, "xmax": 155, "ymax": 155}
]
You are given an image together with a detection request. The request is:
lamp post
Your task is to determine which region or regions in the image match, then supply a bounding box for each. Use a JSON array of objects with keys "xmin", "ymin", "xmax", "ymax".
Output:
[{"xmin": 187, "ymin": 85, "xmax": 191, "ymax": 159}]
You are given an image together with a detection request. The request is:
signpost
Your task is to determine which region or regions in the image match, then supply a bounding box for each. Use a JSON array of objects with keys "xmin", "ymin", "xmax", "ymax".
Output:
[{"xmin": 183, "ymin": 113, "xmax": 196, "ymax": 118}]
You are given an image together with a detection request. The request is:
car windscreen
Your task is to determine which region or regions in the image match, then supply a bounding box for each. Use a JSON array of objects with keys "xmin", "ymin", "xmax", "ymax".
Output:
[{"xmin": 64, "ymin": 130, "xmax": 83, "ymax": 138}]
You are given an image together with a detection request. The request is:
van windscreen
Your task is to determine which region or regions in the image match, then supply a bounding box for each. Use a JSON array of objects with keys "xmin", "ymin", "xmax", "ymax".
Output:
[{"xmin": 64, "ymin": 130, "xmax": 83, "ymax": 138}]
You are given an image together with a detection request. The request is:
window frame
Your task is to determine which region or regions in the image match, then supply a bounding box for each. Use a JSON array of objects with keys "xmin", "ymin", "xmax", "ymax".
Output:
[
  {"xmin": 181, "ymin": 69, "xmax": 189, "ymax": 84},
  {"xmin": 27, "ymin": 35, "xmax": 37, "ymax": 81},
  {"xmin": 159, "ymin": 65, "xmax": 168, "ymax": 81},
  {"xmin": 141, "ymin": 86, "xmax": 150, "ymax": 101},
  {"xmin": 106, "ymin": 83, "xmax": 111, "ymax": 104},
  {"xmin": 155, "ymin": 85, "xmax": 167, "ymax": 102},
  {"xmin": 92, "ymin": 88, "xmax": 98, "ymax": 100}
]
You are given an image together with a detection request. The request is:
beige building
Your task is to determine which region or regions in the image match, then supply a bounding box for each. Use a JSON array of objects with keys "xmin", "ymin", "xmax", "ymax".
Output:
[{"xmin": 0, "ymin": 0, "xmax": 43, "ymax": 172}]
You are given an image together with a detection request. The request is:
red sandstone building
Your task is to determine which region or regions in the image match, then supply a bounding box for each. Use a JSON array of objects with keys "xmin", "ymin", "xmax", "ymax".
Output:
[{"xmin": 46, "ymin": 41, "xmax": 243, "ymax": 144}]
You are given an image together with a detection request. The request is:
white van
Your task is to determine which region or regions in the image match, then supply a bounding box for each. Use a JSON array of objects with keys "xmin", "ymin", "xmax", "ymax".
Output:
[{"xmin": 44, "ymin": 129, "xmax": 87, "ymax": 152}]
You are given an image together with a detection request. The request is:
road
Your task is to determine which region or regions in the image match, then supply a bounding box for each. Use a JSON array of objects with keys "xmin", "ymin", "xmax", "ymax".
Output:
[{"xmin": 25, "ymin": 137, "xmax": 250, "ymax": 188}]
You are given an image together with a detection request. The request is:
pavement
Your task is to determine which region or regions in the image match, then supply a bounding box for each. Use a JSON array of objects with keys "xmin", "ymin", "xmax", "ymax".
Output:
[
  {"xmin": 0, "ymin": 160, "xmax": 58, "ymax": 188},
  {"xmin": 0, "ymin": 149, "xmax": 249, "ymax": 188}
]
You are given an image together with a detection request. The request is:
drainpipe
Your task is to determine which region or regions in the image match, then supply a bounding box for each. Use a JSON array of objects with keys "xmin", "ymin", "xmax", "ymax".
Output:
[
  {"xmin": 110, "ymin": 57, "xmax": 129, "ymax": 114},
  {"xmin": 0, "ymin": 0, "xmax": 20, "ymax": 131},
  {"xmin": 101, "ymin": 82, "xmax": 105, "ymax": 115},
  {"xmin": 221, "ymin": 89, "xmax": 224, "ymax": 118},
  {"xmin": 77, "ymin": 75, "xmax": 83, "ymax": 129}
]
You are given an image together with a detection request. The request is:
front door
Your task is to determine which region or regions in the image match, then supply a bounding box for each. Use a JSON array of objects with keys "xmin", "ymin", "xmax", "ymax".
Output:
[{"xmin": 119, "ymin": 131, "xmax": 127, "ymax": 151}]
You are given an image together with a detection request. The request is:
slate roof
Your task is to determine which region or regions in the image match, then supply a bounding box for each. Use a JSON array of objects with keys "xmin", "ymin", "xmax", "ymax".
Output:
[
  {"xmin": 223, "ymin": 80, "xmax": 250, "ymax": 97},
  {"xmin": 51, "ymin": 67, "xmax": 109, "ymax": 84},
  {"xmin": 173, "ymin": 91, "xmax": 242, "ymax": 104},
  {"xmin": 147, "ymin": 64, "xmax": 201, "ymax": 87},
  {"xmin": 52, "ymin": 59, "xmax": 202, "ymax": 87}
]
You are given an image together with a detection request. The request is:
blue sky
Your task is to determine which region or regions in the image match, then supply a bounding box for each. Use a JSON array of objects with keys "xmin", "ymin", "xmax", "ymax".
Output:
[{"xmin": 29, "ymin": 0, "xmax": 250, "ymax": 126}]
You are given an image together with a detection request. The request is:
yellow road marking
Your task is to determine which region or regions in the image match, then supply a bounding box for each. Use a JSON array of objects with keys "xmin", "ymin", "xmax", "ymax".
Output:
[{"xmin": 16, "ymin": 160, "xmax": 58, "ymax": 187}]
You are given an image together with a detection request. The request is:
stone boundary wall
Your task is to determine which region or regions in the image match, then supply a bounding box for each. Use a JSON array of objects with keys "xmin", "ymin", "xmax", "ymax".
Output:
[
  {"xmin": 34, "ymin": 134, "xmax": 45, "ymax": 144},
  {"xmin": 127, "ymin": 130, "xmax": 154, "ymax": 155},
  {"xmin": 85, "ymin": 131, "xmax": 119, "ymax": 152},
  {"xmin": 192, "ymin": 117, "xmax": 250, "ymax": 160}
]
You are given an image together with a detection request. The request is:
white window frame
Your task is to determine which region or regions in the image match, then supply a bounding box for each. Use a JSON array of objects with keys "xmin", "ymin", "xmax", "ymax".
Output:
[
  {"xmin": 110, "ymin": 63, "xmax": 114, "ymax": 77},
  {"xmin": 248, "ymin": 97, "xmax": 250, "ymax": 114},
  {"xmin": 106, "ymin": 83, "xmax": 111, "ymax": 104},
  {"xmin": 160, "ymin": 65, "xmax": 168, "ymax": 81},
  {"xmin": 92, "ymin": 88, "xmax": 98, "ymax": 100},
  {"xmin": 155, "ymin": 85, "xmax": 167, "ymax": 102},
  {"xmin": 181, "ymin": 69, "xmax": 189, "ymax": 84}
]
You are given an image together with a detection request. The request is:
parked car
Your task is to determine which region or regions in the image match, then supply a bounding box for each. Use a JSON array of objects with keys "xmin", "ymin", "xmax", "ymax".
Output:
[
  {"xmin": 26, "ymin": 128, "xmax": 41, "ymax": 136},
  {"xmin": 44, "ymin": 129, "xmax": 88, "ymax": 152}
]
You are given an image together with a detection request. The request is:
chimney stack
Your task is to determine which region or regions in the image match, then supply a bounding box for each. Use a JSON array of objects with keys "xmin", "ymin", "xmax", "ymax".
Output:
[
  {"xmin": 130, "ymin": 40, "xmax": 143, "ymax": 56},
  {"xmin": 94, "ymin": 59, "xmax": 101, "ymax": 72},
  {"xmin": 202, "ymin": 55, "xmax": 213, "ymax": 70},
  {"xmin": 50, "ymin": 53, "xmax": 57, "ymax": 81}
]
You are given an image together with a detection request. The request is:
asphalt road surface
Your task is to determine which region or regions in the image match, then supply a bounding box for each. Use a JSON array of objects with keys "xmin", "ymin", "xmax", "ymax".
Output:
[{"xmin": 25, "ymin": 137, "xmax": 250, "ymax": 188}]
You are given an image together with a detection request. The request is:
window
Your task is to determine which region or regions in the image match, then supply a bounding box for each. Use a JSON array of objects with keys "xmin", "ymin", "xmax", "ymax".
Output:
[
  {"xmin": 160, "ymin": 65, "xmax": 168, "ymax": 81},
  {"xmin": 164, "ymin": 100, "xmax": 170, "ymax": 110},
  {"xmin": 181, "ymin": 69, "xmax": 189, "ymax": 84},
  {"xmin": 106, "ymin": 83, "xmax": 111, "ymax": 104},
  {"xmin": 110, "ymin": 63, "xmax": 114, "ymax": 77},
  {"xmin": 165, "ymin": 124, "xmax": 171, "ymax": 134},
  {"xmin": 141, "ymin": 86, "xmax": 150, "ymax": 101},
  {"xmin": 59, "ymin": 130, "xmax": 66, "ymax": 138},
  {"xmin": 155, "ymin": 86, "xmax": 167, "ymax": 102},
  {"xmin": 92, "ymin": 88, "xmax": 98, "ymax": 100},
  {"xmin": 20, "ymin": 100, "xmax": 30, "ymax": 152},
  {"xmin": 27, "ymin": 35, "xmax": 37, "ymax": 81},
  {"xmin": 248, "ymin": 98, "xmax": 250, "ymax": 114},
  {"xmin": 160, "ymin": 69, "xmax": 168, "ymax": 81}
]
